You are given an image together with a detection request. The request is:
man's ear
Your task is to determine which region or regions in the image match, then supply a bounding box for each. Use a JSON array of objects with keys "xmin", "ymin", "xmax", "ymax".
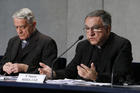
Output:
[{"xmin": 106, "ymin": 25, "xmax": 111, "ymax": 34}]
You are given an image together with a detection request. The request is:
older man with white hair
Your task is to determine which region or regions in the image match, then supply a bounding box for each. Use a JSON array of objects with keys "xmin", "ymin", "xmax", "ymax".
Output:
[{"xmin": 0, "ymin": 8, "xmax": 57, "ymax": 76}]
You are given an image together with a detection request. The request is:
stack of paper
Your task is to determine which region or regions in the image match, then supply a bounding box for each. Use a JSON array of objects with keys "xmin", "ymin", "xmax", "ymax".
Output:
[{"xmin": 46, "ymin": 78, "xmax": 111, "ymax": 86}]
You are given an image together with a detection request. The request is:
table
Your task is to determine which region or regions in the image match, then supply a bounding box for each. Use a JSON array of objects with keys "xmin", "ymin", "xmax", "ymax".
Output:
[{"xmin": 0, "ymin": 80, "xmax": 140, "ymax": 93}]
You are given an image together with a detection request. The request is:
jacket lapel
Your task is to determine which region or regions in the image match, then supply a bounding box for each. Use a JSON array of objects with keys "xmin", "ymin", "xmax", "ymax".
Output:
[
  {"xmin": 10, "ymin": 38, "xmax": 20, "ymax": 61},
  {"xmin": 22, "ymin": 31, "xmax": 39, "ymax": 57},
  {"xmin": 98, "ymin": 33, "xmax": 113, "ymax": 73}
]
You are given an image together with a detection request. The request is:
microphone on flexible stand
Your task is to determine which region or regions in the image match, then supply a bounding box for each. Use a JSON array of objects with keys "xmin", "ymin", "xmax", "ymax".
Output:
[
  {"xmin": 111, "ymin": 66, "xmax": 114, "ymax": 87},
  {"xmin": 51, "ymin": 35, "xmax": 84, "ymax": 79},
  {"xmin": 111, "ymin": 64, "xmax": 125, "ymax": 87}
]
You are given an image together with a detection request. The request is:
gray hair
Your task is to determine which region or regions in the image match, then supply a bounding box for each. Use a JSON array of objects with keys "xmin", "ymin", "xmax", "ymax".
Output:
[
  {"xmin": 12, "ymin": 8, "xmax": 35, "ymax": 24},
  {"xmin": 85, "ymin": 10, "xmax": 111, "ymax": 26}
]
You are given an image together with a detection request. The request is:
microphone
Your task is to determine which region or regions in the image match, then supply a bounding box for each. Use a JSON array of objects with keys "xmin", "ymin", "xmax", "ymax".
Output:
[
  {"xmin": 111, "ymin": 66, "xmax": 114, "ymax": 87},
  {"xmin": 111, "ymin": 62, "xmax": 116, "ymax": 87},
  {"xmin": 111, "ymin": 64, "xmax": 125, "ymax": 86},
  {"xmin": 51, "ymin": 35, "xmax": 84, "ymax": 79}
]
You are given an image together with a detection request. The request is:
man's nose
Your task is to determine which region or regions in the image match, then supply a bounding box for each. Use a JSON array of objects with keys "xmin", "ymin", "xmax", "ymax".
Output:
[{"xmin": 88, "ymin": 30, "xmax": 95, "ymax": 36}]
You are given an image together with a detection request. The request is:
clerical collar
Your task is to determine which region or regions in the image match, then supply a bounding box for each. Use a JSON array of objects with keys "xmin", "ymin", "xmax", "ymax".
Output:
[
  {"xmin": 22, "ymin": 40, "xmax": 27, "ymax": 43},
  {"xmin": 96, "ymin": 33, "xmax": 112, "ymax": 49},
  {"xmin": 21, "ymin": 40, "xmax": 28, "ymax": 49},
  {"xmin": 96, "ymin": 45, "xmax": 101, "ymax": 49}
]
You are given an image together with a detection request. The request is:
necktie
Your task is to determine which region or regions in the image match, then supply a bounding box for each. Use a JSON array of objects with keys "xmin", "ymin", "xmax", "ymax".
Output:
[{"xmin": 22, "ymin": 40, "xmax": 28, "ymax": 49}]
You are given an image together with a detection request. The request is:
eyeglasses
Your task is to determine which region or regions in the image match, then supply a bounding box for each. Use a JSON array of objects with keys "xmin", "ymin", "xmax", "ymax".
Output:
[
  {"xmin": 15, "ymin": 24, "xmax": 28, "ymax": 30},
  {"xmin": 83, "ymin": 25, "xmax": 105, "ymax": 32}
]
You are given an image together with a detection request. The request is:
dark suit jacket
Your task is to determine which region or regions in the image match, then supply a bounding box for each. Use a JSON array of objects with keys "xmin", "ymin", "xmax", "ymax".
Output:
[
  {"xmin": 62, "ymin": 32, "xmax": 133, "ymax": 83},
  {"xmin": 0, "ymin": 29, "xmax": 57, "ymax": 75}
]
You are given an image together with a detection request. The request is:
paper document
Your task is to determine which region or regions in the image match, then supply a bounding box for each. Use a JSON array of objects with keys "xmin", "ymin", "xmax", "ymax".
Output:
[
  {"xmin": 46, "ymin": 78, "xmax": 111, "ymax": 86},
  {"xmin": 0, "ymin": 75, "xmax": 18, "ymax": 81}
]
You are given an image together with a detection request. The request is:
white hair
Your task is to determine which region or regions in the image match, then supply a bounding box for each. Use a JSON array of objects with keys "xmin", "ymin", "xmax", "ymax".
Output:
[{"xmin": 12, "ymin": 8, "xmax": 35, "ymax": 24}]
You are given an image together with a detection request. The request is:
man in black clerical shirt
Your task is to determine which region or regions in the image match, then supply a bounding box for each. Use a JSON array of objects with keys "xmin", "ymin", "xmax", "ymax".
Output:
[
  {"xmin": 0, "ymin": 8, "xmax": 57, "ymax": 76},
  {"xmin": 38, "ymin": 10, "xmax": 133, "ymax": 84}
]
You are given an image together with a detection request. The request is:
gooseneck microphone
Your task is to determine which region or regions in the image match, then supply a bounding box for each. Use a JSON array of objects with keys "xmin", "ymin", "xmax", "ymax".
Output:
[
  {"xmin": 51, "ymin": 35, "xmax": 84, "ymax": 79},
  {"xmin": 111, "ymin": 67, "xmax": 114, "ymax": 87}
]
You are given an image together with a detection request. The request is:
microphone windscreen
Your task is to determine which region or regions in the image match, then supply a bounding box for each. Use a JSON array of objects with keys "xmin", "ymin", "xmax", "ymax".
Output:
[{"xmin": 78, "ymin": 35, "xmax": 84, "ymax": 40}]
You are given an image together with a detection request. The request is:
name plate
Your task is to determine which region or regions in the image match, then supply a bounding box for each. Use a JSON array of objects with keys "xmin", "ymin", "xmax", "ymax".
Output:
[{"xmin": 16, "ymin": 73, "xmax": 46, "ymax": 83}]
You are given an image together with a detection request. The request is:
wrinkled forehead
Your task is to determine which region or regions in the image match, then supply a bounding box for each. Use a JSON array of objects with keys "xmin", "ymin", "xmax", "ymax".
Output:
[
  {"xmin": 85, "ymin": 17, "xmax": 103, "ymax": 27},
  {"xmin": 13, "ymin": 18, "xmax": 28, "ymax": 25}
]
